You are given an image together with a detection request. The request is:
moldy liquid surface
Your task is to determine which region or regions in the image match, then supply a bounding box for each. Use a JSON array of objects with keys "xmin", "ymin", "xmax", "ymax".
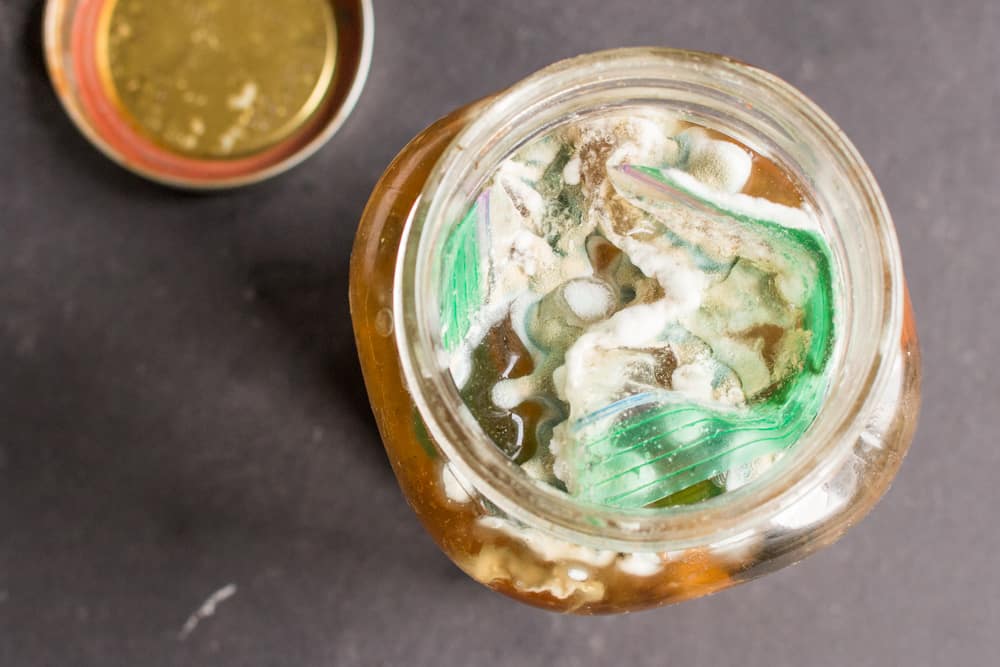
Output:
[{"xmin": 438, "ymin": 111, "xmax": 836, "ymax": 509}]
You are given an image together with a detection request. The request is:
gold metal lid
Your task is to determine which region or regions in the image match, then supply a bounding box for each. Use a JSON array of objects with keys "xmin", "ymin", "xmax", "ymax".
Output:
[{"xmin": 44, "ymin": 0, "xmax": 373, "ymax": 189}]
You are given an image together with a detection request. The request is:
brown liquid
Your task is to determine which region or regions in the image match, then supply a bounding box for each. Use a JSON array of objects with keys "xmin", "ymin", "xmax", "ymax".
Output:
[{"xmin": 460, "ymin": 317, "xmax": 551, "ymax": 464}]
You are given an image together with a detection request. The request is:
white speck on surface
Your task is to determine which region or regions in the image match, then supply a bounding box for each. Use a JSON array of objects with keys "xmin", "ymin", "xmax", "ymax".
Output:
[
  {"xmin": 227, "ymin": 82, "xmax": 258, "ymax": 110},
  {"xmin": 562, "ymin": 156, "xmax": 581, "ymax": 185},
  {"xmin": 491, "ymin": 376, "xmax": 535, "ymax": 410},
  {"xmin": 178, "ymin": 584, "xmax": 237, "ymax": 641},
  {"xmin": 679, "ymin": 129, "xmax": 752, "ymax": 193},
  {"xmin": 449, "ymin": 349, "xmax": 472, "ymax": 389},
  {"xmin": 218, "ymin": 126, "xmax": 244, "ymax": 154},
  {"xmin": 562, "ymin": 279, "xmax": 613, "ymax": 322},
  {"xmin": 519, "ymin": 457, "xmax": 549, "ymax": 481},
  {"xmin": 617, "ymin": 552, "xmax": 664, "ymax": 577}
]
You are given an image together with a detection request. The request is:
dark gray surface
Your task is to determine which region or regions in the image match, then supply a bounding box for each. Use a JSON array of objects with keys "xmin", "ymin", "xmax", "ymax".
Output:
[{"xmin": 2, "ymin": 0, "xmax": 997, "ymax": 664}]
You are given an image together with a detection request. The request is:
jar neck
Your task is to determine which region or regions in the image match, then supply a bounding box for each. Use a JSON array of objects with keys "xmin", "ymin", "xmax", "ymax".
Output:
[{"xmin": 395, "ymin": 48, "xmax": 905, "ymax": 552}]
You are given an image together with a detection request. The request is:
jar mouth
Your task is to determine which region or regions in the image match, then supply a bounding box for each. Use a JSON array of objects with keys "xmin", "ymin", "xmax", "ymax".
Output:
[{"xmin": 395, "ymin": 47, "xmax": 904, "ymax": 551}]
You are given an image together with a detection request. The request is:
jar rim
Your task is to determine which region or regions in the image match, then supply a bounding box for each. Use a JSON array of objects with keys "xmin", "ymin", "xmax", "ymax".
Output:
[{"xmin": 394, "ymin": 47, "xmax": 904, "ymax": 551}]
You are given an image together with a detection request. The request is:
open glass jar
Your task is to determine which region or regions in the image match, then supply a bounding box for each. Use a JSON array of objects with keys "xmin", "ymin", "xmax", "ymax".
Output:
[{"xmin": 349, "ymin": 48, "xmax": 920, "ymax": 613}]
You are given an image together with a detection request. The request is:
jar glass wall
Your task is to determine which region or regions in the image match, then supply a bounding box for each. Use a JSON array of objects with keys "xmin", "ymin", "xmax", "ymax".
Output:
[{"xmin": 350, "ymin": 48, "xmax": 920, "ymax": 613}]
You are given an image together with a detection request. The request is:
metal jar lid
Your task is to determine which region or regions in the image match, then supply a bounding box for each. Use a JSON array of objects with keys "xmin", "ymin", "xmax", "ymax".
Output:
[{"xmin": 44, "ymin": 0, "xmax": 373, "ymax": 189}]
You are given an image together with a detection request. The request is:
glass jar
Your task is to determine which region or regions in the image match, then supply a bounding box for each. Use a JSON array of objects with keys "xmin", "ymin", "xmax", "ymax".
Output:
[{"xmin": 349, "ymin": 48, "xmax": 920, "ymax": 613}]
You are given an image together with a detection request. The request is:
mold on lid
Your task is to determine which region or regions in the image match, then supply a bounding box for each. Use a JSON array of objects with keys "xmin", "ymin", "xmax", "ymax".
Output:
[{"xmin": 44, "ymin": 0, "xmax": 373, "ymax": 189}]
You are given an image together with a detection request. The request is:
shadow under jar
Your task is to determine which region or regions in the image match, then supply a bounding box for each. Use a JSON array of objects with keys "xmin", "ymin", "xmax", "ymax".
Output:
[{"xmin": 350, "ymin": 48, "xmax": 920, "ymax": 614}]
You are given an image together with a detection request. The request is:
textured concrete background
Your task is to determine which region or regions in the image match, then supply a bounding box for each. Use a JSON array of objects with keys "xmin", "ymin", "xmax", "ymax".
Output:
[{"xmin": 2, "ymin": 0, "xmax": 997, "ymax": 665}]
